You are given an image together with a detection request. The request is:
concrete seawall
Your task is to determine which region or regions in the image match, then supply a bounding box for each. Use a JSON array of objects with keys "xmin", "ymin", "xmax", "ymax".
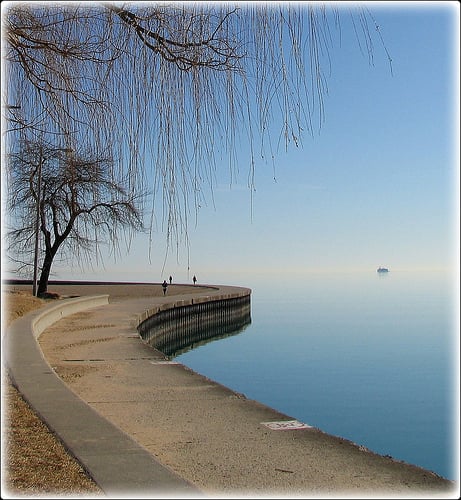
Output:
[
  {"xmin": 137, "ymin": 291, "xmax": 251, "ymax": 357},
  {"xmin": 3, "ymin": 284, "xmax": 252, "ymax": 496}
]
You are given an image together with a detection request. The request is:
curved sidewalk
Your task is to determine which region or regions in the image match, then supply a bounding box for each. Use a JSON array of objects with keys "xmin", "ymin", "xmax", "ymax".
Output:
[
  {"xmin": 3, "ymin": 285, "xmax": 457, "ymax": 498},
  {"xmin": 3, "ymin": 292, "xmax": 206, "ymax": 498}
]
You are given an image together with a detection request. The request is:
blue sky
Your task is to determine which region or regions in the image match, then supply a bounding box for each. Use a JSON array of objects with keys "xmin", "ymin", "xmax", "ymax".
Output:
[{"xmin": 3, "ymin": 1, "xmax": 460, "ymax": 285}]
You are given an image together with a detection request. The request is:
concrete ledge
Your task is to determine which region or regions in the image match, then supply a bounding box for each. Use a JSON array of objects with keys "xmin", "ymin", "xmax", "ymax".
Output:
[
  {"xmin": 31, "ymin": 295, "xmax": 110, "ymax": 339},
  {"xmin": 3, "ymin": 295, "xmax": 201, "ymax": 497}
]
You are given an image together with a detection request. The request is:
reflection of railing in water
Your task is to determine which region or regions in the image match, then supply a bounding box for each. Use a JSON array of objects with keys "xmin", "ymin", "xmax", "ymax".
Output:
[
  {"xmin": 138, "ymin": 294, "xmax": 251, "ymax": 358},
  {"xmin": 169, "ymin": 321, "xmax": 251, "ymax": 359}
]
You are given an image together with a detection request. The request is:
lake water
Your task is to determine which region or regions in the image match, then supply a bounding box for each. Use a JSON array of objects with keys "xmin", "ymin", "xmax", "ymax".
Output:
[{"xmin": 174, "ymin": 270, "xmax": 459, "ymax": 481}]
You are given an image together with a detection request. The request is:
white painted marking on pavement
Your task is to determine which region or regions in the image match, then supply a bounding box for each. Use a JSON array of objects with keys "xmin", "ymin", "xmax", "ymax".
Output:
[
  {"xmin": 261, "ymin": 420, "xmax": 312, "ymax": 430},
  {"xmin": 150, "ymin": 360, "xmax": 181, "ymax": 365}
]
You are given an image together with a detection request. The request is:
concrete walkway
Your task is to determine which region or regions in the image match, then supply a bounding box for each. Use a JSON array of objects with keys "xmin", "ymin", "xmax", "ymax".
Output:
[
  {"xmin": 4, "ymin": 285, "xmax": 458, "ymax": 498},
  {"xmin": 4, "ymin": 293, "xmax": 203, "ymax": 498}
]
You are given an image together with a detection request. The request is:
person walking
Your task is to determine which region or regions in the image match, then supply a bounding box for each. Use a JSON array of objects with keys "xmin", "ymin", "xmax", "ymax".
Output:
[
  {"xmin": 162, "ymin": 280, "xmax": 168, "ymax": 295},
  {"xmin": 193, "ymin": 275, "xmax": 197, "ymax": 285},
  {"xmin": 169, "ymin": 275, "xmax": 172, "ymax": 284}
]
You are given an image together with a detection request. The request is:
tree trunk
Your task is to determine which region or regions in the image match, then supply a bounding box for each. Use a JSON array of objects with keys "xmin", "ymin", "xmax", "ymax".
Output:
[{"xmin": 37, "ymin": 250, "xmax": 54, "ymax": 296}]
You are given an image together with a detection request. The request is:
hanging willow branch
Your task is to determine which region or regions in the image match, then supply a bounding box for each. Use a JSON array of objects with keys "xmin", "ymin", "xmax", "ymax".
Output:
[
  {"xmin": 3, "ymin": 1, "xmax": 391, "ymax": 265},
  {"xmin": 105, "ymin": 3, "xmax": 243, "ymax": 71}
]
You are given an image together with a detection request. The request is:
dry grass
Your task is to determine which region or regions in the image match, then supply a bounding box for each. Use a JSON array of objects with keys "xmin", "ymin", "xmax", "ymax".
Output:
[
  {"xmin": 2, "ymin": 290, "xmax": 44, "ymax": 325},
  {"xmin": 2, "ymin": 290, "xmax": 103, "ymax": 497}
]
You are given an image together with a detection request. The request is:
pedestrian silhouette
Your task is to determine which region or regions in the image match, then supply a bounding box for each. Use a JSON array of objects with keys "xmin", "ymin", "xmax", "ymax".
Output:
[
  {"xmin": 169, "ymin": 275, "xmax": 172, "ymax": 284},
  {"xmin": 193, "ymin": 275, "xmax": 197, "ymax": 285},
  {"xmin": 162, "ymin": 280, "xmax": 168, "ymax": 295}
]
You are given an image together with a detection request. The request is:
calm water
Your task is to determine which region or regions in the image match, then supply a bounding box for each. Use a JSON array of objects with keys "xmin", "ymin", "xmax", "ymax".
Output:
[{"xmin": 174, "ymin": 270, "xmax": 459, "ymax": 481}]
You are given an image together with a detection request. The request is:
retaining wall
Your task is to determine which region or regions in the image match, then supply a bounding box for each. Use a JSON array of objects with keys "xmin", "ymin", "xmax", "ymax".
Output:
[
  {"xmin": 137, "ymin": 291, "xmax": 251, "ymax": 357},
  {"xmin": 31, "ymin": 295, "xmax": 110, "ymax": 339}
]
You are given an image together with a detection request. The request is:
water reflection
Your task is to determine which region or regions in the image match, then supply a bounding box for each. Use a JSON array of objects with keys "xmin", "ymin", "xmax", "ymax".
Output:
[
  {"xmin": 139, "ymin": 294, "xmax": 252, "ymax": 358},
  {"xmin": 168, "ymin": 321, "xmax": 251, "ymax": 359}
]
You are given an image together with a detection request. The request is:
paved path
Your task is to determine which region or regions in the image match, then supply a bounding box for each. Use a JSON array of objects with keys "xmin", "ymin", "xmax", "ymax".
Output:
[
  {"xmin": 4, "ymin": 284, "xmax": 457, "ymax": 498},
  {"xmin": 4, "ymin": 293, "xmax": 203, "ymax": 497}
]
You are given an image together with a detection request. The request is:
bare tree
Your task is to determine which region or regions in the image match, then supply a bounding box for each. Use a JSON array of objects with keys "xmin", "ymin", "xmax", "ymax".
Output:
[
  {"xmin": 5, "ymin": 140, "xmax": 144, "ymax": 295},
  {"xmin": 2, "ymin": 2, "xmax": 390, "ymax": 268}
]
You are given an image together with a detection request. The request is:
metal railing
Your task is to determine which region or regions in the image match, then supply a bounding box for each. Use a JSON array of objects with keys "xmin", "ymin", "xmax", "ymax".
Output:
[{"xmin": 138, "ymin": 294, "xmax": 251, "ymax": 357}]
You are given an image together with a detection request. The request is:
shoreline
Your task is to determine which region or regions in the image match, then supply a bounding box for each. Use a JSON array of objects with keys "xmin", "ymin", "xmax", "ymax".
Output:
[{"xmin": 3, "ymin": 282, "xmax": 458, "ymax": 497}]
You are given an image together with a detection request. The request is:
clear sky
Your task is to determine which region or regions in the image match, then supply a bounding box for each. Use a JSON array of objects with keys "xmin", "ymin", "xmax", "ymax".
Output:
[{"xmin": 3, "ymin": 1, "xmax": 460, "ymax": 285}]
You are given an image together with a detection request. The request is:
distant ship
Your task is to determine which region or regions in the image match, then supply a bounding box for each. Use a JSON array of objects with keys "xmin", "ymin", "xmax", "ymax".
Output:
[{"xmin": 377, "ymin": 267, "xmax": 389, "ymax": 273}]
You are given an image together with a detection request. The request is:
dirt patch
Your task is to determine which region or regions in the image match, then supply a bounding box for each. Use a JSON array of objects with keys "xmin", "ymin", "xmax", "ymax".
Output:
[{"xmin": 52, "ymin": 364, "xmax": 101, "ymax": 383}]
